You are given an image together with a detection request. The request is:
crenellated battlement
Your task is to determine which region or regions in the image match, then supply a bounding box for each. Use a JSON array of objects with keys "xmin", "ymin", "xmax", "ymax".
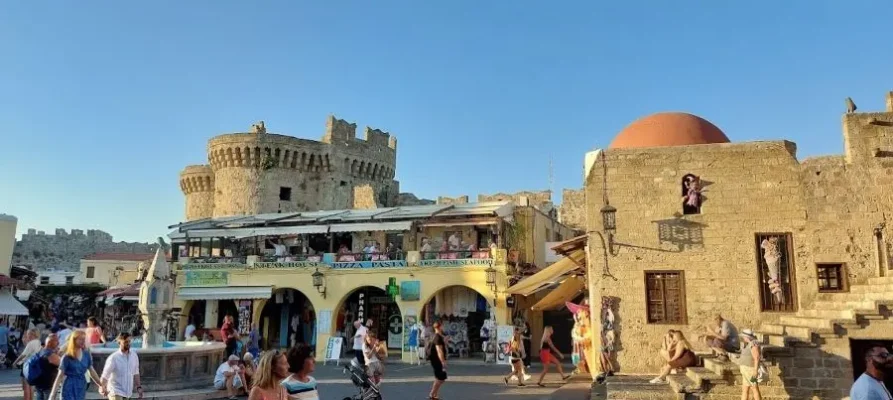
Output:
[
  {"xmin": 179, "ymin": 165, "xmax": 215, "ymax": 194},
  {"xmin": 180, "ymin": 116, "xmax": 400, "ymax": 220}
]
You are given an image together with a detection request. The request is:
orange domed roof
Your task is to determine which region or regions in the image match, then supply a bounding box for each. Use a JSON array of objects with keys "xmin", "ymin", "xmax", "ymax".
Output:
[{"xmin": 609, "ymin": 112, "xmax": 729, "ymax": 149}]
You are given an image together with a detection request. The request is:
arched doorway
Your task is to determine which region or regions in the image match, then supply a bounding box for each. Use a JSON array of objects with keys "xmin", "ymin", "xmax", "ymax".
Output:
[
  {"xmin": 218, "ymin": 301, "xmax": 239, "ymax": 330},
  {"xmin": 259, "ymin": 289, "xmax": 315, "ymax": 350},
  {"xmin": 187, "ymin": 300, "xmax": 206, "ymax": 330},
  {"xmin": 422, "ymin": 285, "xmax": 492, "ymax": 359},
  {"xmin": 335, "ymin": 286, "xmax": 402, "ymax": 356}
]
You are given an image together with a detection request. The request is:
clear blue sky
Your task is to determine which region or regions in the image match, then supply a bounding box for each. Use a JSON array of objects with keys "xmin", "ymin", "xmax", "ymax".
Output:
[{"xmin": 1, "ymin": 1, "xmax": 891, "ymax": 242}]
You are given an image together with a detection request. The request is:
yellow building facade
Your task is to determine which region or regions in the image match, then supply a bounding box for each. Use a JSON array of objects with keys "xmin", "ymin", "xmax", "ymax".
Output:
[{"xmin": 80, "ymin": 253, "xmax": 155, "ymax": 287}]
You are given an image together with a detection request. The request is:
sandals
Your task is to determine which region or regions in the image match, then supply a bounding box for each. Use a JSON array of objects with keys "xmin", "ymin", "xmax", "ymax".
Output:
[
  {"xmin": 537, "ymin": 383, "xmax": 545, "ymax": 387},
  {"xmin": 504, "ymin": 377, "xmax": 509, "ymax": 386}
]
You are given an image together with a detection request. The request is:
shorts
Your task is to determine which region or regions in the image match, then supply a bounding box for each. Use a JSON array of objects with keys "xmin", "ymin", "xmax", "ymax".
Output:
[
  {"xmin": 739, "ymin": 365, "xmax": 758, "ymax": 387},
  {"xmin": 430, "ymin": 361, "xmax": 448, "ymax": 381},
  {"xmin": 668, "ymin": 350, "xmax": 697, "ymax": 369},
  {"xmin": 367, "ymin": 360, "xmax": 384, "ymax": 378},
  {"xmin": 214, "ymin": 375, "xmax": 244, "ymax": 390},
  {"xmin": 539, "ymin": 349, "xmax": 552, "ymax": 364}
]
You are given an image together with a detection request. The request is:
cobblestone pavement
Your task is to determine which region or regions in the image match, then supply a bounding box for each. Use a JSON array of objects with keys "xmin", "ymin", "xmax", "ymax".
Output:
[{"xmin": 0, "ymin": 363, "xmax": 579, "ymax": 400}]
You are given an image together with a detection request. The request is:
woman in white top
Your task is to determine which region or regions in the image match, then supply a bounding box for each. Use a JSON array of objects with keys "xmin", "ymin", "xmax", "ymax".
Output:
[
  {"xmin": 15, "ymin": 328, "xmax": 41, "ymax": 400},
  {"xmin": 362, "ymin": 331, "xmax": 386, "ymax": 384}
]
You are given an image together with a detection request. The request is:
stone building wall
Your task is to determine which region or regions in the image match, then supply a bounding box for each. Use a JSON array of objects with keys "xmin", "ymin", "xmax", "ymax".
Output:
[
  {"xmin": 436, "ymin": 195, "xmax": 469, "ymax": 205},
  {"xmin": 558, "ymin": 188, "xmax": 585, "ymax": 232},
  {"xmin": 179, "ymin": 116, "xmax": 399, "ymax": 220},
  {"xmin": 583, "ymin": 93, "xmax": 893, "ymax": 393},
  {"xmin": 12, "ymin": 229, "xmax": 155, "ymax": 271},
  {"xmin": 478, "ymin": 190, "xmax": 553, "ymax": 208}
]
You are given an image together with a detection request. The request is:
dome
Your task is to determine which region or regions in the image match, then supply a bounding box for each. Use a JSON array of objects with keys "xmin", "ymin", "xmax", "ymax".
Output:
[{"xmin": 609, "ymin": 112, "xmax": 729, "ymax": 149}]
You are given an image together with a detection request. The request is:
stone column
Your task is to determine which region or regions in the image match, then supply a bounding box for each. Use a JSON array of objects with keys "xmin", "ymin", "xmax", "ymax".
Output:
[{"xmin": 204, "ymin": 300, "xmax": 218, "ymax": 330}]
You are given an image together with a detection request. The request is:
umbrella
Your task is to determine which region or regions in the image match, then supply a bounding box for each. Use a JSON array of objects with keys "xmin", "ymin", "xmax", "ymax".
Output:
[{"xmin": 565, "ymin": 301, "xmax": 590, "ymax": 315}]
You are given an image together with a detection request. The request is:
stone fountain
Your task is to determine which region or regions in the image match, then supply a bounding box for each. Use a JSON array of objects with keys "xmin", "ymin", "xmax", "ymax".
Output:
[{"xmin": 90, "ymin": 241, "xmax": 226, "ymax": 391}]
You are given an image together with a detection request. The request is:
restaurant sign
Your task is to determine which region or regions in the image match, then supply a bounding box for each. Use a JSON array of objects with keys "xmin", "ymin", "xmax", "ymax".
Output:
[{"xmin": 184, "ymin": 270, "xmax": 229, "ymax": 287}]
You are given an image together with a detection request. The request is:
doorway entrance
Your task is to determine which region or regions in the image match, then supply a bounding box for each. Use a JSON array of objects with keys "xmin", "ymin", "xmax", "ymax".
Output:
[
  {"xmin": 850, "ymin": 339, "xmax": 893, "ymax": 391},
  {"xmin": 259, "ymin": 289, "xmax": 315, "ymax": 350},
  {"xmin": 337, "ymin": 286, "xmax": 402, "ymax": 352},
  {"xmin": 423, "ymin": 285, "xmax": 490, "ymax": 358}
]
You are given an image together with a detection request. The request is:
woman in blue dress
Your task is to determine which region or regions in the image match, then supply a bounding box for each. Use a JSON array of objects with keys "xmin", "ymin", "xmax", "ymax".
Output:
[{"xmin": 49, "ymin": 330, "xmax": 102, "ymax": 400}]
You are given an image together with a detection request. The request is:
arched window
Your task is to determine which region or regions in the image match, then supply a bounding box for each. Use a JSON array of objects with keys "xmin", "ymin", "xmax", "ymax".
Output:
[{"xmin": 681, "ymin": 174, "xmax": 701, "ymax": 215}]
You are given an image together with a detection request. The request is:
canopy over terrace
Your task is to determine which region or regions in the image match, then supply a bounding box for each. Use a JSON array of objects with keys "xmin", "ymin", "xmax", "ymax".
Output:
[
  {"xmin": 507, "ymin": 235, "xmax": 588, "ymax": 302},
  {"xmin": 166, "ymin": 202, "xmax": 515, "ymax": 260}
]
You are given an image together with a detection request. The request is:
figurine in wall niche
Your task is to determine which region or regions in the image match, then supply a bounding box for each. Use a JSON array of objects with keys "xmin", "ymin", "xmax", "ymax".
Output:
[
  {"xmin": 760, "ymin": 236, "xmax": 785, "ymax": 303},
  {"xmin": 682, "ymin": 174, "xmax": 702, "ymax": 212}
]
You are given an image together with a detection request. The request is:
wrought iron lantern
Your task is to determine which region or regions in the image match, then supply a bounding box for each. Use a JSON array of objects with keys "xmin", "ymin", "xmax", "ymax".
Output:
[
  {"xmin": 311, "ymin": 268, "xmax": 326, "ymax": 299},
  {"xmin": 485, "ymin": 266, "xmax": 498, "ymax": 293},
  {"xmin": 601, "ymin": 204, "xmax": 617, "ymax": 233}
]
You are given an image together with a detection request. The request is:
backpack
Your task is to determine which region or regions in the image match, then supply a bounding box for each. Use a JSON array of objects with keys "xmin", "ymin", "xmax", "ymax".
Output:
[{"xmin": 22, "ymin": 351, "xmax": 44, "ymax": 386}]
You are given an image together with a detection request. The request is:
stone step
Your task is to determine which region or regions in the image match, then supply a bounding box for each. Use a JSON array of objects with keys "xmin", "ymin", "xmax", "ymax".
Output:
[
  {"xmin": 702, "ymin": 357, "xmax": 741, "ymax": 379},
  {"xmin": 850, "ymin": 283, "xmax": 893, "ymax": 294},
  {"xmin": 868, "ymin": 276, "xmax": 893, "ymax": 285},
  {"xmin": 605, "ymin": 375, "xmax": 685, "ymax": 400},
  {"xmin": 809, "ymin": 299, "xmax": 878, "ymax": 311},
  {"xmin": 797, "ymin": 308, "xmax": 856, "ymax": 320},
  {"xmin": 778, "ymin": 315, "xmax": 836, "ymax": 331},
  {"xmin": 816, "ymin": 291, "xmax": 893, "ymax": 302},
  {"xmin": 759, "ymin": 323, "xmax": 785, "ymax": 336},
  {"xmin": 667, "ymin": 374, "xmax": 701, "ymax": 394},
  {"xmin": 685, "ymin": 366, "xmax": 727, "ymax": 388}
]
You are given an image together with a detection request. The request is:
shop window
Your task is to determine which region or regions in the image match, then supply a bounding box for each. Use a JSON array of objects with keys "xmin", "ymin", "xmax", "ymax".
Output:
[
  {"xmin": 645, "ymin": 271, "xmax": 687, "ymax": 324},
  {"xmin": 279, "ymin": 186, "xmax": 292, "ymax": 201},
  {"xmin": 65, "ymin": 276, "xmax": 74, "ymax": 285},
  {"xmin": 816, "ymin": 263, "xmax": 847, "ymax": 292},
  {"xmin": 681, "ymin": 174, "xmax": 702, "ymax": 215},
  {"xmin": 40, "ymin": 277, "xmax": 49, "ymax": 285},
  {"xmin": 86, "ymin": 266, "xmax": 95, "ymax": 279}
]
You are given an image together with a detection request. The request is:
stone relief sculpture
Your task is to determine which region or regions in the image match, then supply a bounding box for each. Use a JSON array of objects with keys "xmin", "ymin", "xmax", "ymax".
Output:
[
  {"xmin": 760, "ymin": 236, "xmax": 785, "ymax": 303},
  {"xmin": 251, "ymin": 120, "xmax": 267, "ymax": 134}
]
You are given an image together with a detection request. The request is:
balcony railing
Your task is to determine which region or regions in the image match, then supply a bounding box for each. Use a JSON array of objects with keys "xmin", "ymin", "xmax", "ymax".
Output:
[{"xmin": 179, "ymin": 249, "xmax": 502, "ymax": 270}]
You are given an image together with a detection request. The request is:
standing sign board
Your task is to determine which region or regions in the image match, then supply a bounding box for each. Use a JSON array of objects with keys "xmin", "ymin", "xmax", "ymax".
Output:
[
  {"xmin": 324, "ymin": 336, "xmax": 343, "ymax": 365},
  {"xmin": 496, "ymin": 325, "xmax": 514, "ymax": 365}
]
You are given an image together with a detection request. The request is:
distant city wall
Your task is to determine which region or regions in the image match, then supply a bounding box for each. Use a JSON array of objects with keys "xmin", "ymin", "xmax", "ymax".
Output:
[{"xmin": 13, "ymin": 228, "xmax": 155, "ymax": 271}]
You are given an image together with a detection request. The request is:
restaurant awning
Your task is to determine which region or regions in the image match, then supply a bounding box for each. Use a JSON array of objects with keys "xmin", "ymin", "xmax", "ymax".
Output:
[
  {"xmin": 177, "ymin": 286, "xmax": 273, "ymax": 301},
  {"xmin": 328, "ymin": 221, "xmax": 413, "ymax": 233},
  {"xmin": 530, "ymin": 276, "xmax": 586, "ymax": 311},
  {"xmin": 169, "ymin": 225, "xmax": 329, "ymax": 240},
  {"xmin": 506, "ymin": 249, "xmax": 586, "ymax": 296},
  {"xmin": 0, "ymin": 290, "xmax": 29, "ymax": 316}
]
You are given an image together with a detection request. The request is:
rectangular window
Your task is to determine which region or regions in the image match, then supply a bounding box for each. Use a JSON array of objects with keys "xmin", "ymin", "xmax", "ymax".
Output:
[
  {"xmin": 755, "ymin": 233, "xmax": 798, "ymax": 312},
  {"xmin": 279, "ymin": 187, "xmax": 292, "ymax": 201},
  {"xmin": 65, "ymin": 276, "xmax": 73, "ymax": 285},
  {"xmin": 40, "ymin": 277, "xmax": 49, "ymax": 285},
  {"xmin": 816, "ymin": 263, "xmax": 846, "ymax": 292},
  {"xmin": 86, "ymin": 266, "xmax": 95, "ymax": 279},
  {"xmin": 645, "ymin": 271, "xmax": 687, "ymax": 324}
]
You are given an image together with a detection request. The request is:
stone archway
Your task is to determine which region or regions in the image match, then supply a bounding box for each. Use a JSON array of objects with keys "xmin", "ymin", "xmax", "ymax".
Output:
[
  {"xmin": 421, "ymin": 285, "xmax": 493, "ymax": 358},
  {"xmin": 258, "ymin": 288, "xmax": 316, "ymax": 350},
  {"xmin": 334, "ymin": 286, "xmax": 403, "ymax": 353}
]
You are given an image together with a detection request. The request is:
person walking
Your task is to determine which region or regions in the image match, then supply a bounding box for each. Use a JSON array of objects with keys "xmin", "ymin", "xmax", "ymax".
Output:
[
  {"xmin": 98, "ymin": 333, "xmax": 142, "ymax": 400},
  {"xmin": 850, "ymin": 344, "xmax": 893, "ymax": 400},
  {"xmin": 352, "ymin": 320, "xmax": 368, "ymax": 366},
  {"xmin": 427, "ymin": 321, "xmax": 448, "ymax": 400},
  {"xmin": 536, "ymin": 326, "xmax": 569, "ymax": 386},
  {"xmin": 362, "ymin": 332, "xmax": 386, "ymax": 385},
  {"xmin": 49, "ymin": 331, "xmax": 102, "ymax": 400},
  {"xmin": 502, "ymin": 330, "xmax": 526, "ymax": 387},
  {"xmin": 521, "ymin": 322, "xmax": 532, "ymax": 369},
  {"xmin": 31, "ymin": 333, "xmax": 62, "ymax": 400},
  {"xmin": 248, "ymin": 350, "xmax": 289, "ymax": 400},
  {"xmin": 85, "ymin": 317, "xmax": 106, "ymax": 346},
  {"xmin": 736, "ymin": 329, "xmax": 764, "ymax": 400},
  {"xmin": 15, "ymin": 328, "xmax": 42, "ymax": 400}
]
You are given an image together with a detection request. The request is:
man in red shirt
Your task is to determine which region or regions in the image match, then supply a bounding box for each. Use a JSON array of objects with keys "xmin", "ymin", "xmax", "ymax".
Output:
[{"xmin": 220, "ymin": 315, "xmax": 238, "ymax": 356}]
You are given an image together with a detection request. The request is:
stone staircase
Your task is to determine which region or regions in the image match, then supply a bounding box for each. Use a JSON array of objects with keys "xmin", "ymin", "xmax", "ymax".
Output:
[{"xmin": 660, "ymin": 275, "xmax": 893, "ymax": 399}]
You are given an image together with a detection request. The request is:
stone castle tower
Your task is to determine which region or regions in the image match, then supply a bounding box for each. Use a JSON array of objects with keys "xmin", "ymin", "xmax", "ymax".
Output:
[
  {"xmin": 138, "ymin": 246, "xmax": 174, "ymax": 347},
  {"xmin": 179, "ymin": 116, "xmax": 400, "ymax": 221}
]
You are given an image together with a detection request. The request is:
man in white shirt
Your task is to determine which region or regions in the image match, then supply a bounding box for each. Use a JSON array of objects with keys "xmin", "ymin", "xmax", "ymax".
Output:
[
  {"xmin": 214, "ymin": 355, "xmax": 246, "ymax": 399},
  {"xmin": 99, "ymin": 333, "xmax": 142, "ymax": 400},
  {"xmin": 183, "ymin": 320, "xmax": 196, "ymax": 341},
  {"xmin": 850, "ymin": 344, "xmax": 893, "ymax": 400},
  {"xmin": 353, "ymin": 320, "xmax": 368, "ymax": 366}
]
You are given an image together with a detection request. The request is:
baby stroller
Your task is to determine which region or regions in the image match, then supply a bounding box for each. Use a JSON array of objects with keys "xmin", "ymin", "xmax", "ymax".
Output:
[{"xmin": 342, "ymin": 358, "xmax": 382, "ymax": 400}]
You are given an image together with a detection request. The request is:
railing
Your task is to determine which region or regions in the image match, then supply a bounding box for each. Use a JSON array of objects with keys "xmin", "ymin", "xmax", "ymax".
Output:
[{"xmin": 179, "ymin": 249, "xmax": 500, "ymax": 270}]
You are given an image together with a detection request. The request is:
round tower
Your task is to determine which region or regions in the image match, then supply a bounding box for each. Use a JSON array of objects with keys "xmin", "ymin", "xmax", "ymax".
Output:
[
  {"xmin": 179, "ymin": 165, "xmax": 215, "ymax": 221},
  {"xmin": 198, "ymin": 118, "xmax": 398, "ymax": 218}
]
